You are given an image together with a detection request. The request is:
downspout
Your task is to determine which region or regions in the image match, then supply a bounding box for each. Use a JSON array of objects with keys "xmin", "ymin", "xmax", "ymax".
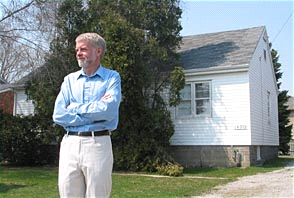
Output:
[
  {"xmin": 13, "ymin": 89, "xmax": 17, "ymax": 116},
  {"xmin": 259, "ymin": 56, "xmax": 264, "ymax": 145}
]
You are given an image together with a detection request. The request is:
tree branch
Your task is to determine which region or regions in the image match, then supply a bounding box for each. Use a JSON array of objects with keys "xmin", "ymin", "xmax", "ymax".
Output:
[
  {"xmin": 0, "ymin": 0, "xmax": 35, "ymax": 23},
  {"xmin": 0, "ymin": 34, "xmax": 48, "ymax": 52}
]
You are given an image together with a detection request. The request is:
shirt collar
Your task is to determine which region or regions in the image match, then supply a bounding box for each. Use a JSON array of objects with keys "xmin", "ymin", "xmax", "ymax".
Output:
[{"xmin": 76, "ymin": 65, "xmax": 105, "ymax": 80}]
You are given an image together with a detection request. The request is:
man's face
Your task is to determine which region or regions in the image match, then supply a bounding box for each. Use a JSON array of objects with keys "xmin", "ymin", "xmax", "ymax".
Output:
[{"xmin": 75, "ymin": 40, "xmax": 101, "ymax": 68}]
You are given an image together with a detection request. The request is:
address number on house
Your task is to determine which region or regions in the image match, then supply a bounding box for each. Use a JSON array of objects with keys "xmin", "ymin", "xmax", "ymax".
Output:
[{"xmin": 234, "ymin": 125, "xmax": 248, "ymax": 130}]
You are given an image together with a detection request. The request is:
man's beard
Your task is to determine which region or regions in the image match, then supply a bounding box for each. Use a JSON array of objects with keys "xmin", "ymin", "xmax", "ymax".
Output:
[{"xmin": 78, "ymin": 59, "xmax": 90, "ymax": 68}]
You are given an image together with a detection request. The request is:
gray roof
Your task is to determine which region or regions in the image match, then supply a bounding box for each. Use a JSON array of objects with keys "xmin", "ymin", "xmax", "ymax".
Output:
[
  {"xmin": 0, "ymin": 67, "xmax": 41, "ymax": 92},
  {"xmin": 0, "ymin": 83, "xmax": 24, "ymax": 92},
  {"xmin": 0, "ymin": 76, "xmax": 28, "ymax": 92},
  {"xmin": 0, "ymin": 78, "xmax": 7, "ymax": 84},
  {"xmin": 178, "ymin": 26, "xmax": 265, "ymax": 71}
]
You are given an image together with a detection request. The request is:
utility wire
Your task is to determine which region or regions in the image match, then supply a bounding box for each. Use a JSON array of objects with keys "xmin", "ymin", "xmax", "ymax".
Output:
[{"xmin": 272, "ymin": 11, "xmax": 293, "ymax": 43}]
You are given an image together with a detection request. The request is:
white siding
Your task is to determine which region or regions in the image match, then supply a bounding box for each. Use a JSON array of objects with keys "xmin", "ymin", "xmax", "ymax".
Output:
[
  {"xmin": 14, "ymin": 89, "xmax": 35, "ymax": 116},
  {"xmin": 248, "ymin": 33, "xmax": 279, "ymax": 145},
  {"xmin": 170, "ymin": 30, "xmax": 279, "ymax": 147},
  {"xmin": 170, "ymin": 72, "xmax": 251, "ymax": 145}
]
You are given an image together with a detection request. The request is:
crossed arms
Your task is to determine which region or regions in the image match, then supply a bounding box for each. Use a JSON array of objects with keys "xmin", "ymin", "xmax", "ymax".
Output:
[{"xmin": 53, "ymin": 73, "xmax": 121, "ymax": 128}]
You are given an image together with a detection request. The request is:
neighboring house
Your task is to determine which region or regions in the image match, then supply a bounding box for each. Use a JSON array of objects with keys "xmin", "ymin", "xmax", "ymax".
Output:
[
  {"xmin": 169, "ymin": 26, "xmax": 279, "ymax": 167},
  {"xmin": 0, "ymin": 78, "xmax": 7, "ymax": 84},
  {"xmin": 0, "ymin": 78, "xmax": 34, "ymax": 116},
  {"xmin": 287, "ymin": 96, "xmax": 294, "ymax": 155}
]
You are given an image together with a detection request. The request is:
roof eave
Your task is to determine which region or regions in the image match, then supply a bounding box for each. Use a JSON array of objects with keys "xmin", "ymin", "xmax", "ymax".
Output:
[
  {"xmin": 0, "ymin": 84, "xmax": 25, "ymax": 93},
  {"xmin": 184, "ymin": 64, "xmax": 249, "ymax": 76}
]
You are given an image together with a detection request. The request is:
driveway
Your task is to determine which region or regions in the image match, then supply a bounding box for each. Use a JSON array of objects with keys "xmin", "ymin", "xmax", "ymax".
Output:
[{"xmin": 193, "ymin": 162, "xmax": 294, "ymax": 198}]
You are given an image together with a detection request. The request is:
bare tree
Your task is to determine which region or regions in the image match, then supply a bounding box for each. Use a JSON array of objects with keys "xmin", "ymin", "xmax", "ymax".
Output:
[{"xmin": 0, "ymin": 0, "xmax": 58, "ymax": 83}]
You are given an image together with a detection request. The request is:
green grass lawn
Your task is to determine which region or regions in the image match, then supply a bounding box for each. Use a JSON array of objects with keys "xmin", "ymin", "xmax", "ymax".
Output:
[{"xmin": 0, "ymin": 156, "xmax": 293, "ymax": 198}]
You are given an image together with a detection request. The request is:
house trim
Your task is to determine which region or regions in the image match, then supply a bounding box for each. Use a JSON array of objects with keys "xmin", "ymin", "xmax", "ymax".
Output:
[
  {"xmin": 184, "ymin": 64, "xmax": 249, "ymax": 77},
  {"xmin": 0, "ymin": 88, "xmax": 13, "ymax": 94}
]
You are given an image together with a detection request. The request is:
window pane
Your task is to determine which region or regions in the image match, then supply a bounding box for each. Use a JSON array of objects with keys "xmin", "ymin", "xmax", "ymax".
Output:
[
  {"xmin": 196, "ymin": 99, "xmax": 210, "ymax": 115},
  {"xmin": 180, "ymin": 84, "xmax": 191, "ymax": 99},
  {"xmin": 178, "ymin": 101, "xmax": 191, "ymax": 116},
  {"xmin": 195, "ymin": 83, "xmax": 209, "ymax": 98}
]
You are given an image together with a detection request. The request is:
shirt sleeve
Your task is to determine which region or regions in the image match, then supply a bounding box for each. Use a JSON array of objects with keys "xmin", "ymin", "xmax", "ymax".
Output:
[
  {"xmin": 52, "ymin": 76, "xmax": 92, "ymax": 127},
  {"xmin": 68, "ymin": 72, "xmax": 121, "ymax": 122}
]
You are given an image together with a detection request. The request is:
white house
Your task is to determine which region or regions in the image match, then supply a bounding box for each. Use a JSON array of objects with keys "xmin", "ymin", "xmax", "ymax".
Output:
[
  {"xmin": 287, "ymin": 96, "xmax": 294, "ymax": 155},
  {"xmin": 0, "ymin": 80, "xmax": 34, "ymax": 116},
  {"xmin": 170, "ymin": 26, "xmax": 279, "ymax": 167}
]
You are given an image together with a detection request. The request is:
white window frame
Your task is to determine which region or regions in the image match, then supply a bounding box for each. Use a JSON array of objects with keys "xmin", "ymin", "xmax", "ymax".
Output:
[{"xmin": 176, "ymin": 81, "xmax": 212, "ymax": 118}]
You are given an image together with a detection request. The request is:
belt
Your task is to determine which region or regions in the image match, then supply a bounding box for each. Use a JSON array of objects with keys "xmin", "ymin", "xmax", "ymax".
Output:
[{"xmin": 67, "ymin": 130, "xmax": 111, "ymax": 136}]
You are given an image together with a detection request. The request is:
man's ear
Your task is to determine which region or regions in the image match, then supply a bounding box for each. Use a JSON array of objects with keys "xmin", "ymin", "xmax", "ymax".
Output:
[{"xmin": 96, "ymin": 47, "xmax": 103, "ymax": 57}]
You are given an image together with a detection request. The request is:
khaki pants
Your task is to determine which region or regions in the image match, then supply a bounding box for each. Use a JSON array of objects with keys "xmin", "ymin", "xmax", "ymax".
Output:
[{"xmin": 58, "ymin": 135, "xmax": 113, "ymax": 198}]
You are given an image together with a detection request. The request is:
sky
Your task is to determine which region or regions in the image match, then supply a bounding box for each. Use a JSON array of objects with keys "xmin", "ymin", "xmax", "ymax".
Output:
[
  {"xmin": 180, "ymin": 0, "xmax": 293, "ymax": 96},
  {"xmin": 0, "ymin": 0, "xmax": 292, "ymax": 95}
]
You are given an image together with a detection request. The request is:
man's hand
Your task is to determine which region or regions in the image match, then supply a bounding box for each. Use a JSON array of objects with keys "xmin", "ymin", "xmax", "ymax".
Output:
[
  {"xmin": 66, "ymin": 102, "xmax": 79, "ymax": 110},
  {"xmin": 102, "ymin": 93, "xmax": 111, "ymax": 101},
  {"xmin": 65, "ymin": 94, "xmax": 111, "ymax": 110}
]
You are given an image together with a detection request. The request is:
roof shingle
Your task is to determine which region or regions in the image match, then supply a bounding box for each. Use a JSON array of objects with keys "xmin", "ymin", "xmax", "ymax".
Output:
[{"xmin": 178, "ymin": 26, "xmax": 265, "ymax": 70}]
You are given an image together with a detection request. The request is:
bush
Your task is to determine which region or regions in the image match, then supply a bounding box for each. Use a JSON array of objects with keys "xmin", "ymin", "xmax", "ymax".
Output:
[
  {"xmin": 0, "ymin": 112, "xmax": 58, "ymax": 166},
  {"xmin": 0, "ymin": 110, "xmax": 3, "ymax": 162},
  {"xmin": 112, "ymin": 106, "xmax": 179, "ymax": 173},
  {"xmin": 156, "ymin": 163, "xmax": 184, "ymax": 177}
]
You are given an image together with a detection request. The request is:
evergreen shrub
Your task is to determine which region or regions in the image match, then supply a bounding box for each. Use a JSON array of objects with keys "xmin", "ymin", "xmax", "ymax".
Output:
[{"xmin": 0, "ymin": 111, "xmax": 58, "ymax": 166}]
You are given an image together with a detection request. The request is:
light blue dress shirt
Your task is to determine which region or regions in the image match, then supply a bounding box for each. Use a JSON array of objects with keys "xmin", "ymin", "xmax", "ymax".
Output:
[{"xmin": 53, "ymin": 65, "xmax": 121, "ymax": 132}]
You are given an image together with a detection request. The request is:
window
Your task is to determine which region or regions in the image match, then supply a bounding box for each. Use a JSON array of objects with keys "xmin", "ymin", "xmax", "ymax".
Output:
[
  {"xmin": 177, "ymin": 84, "xmax": 191, "ymax": 116},
  {"xmin": 195, "ymin": 83, "xmax": 210, "ymax": 115},
  {"xmin": 263, "ymin": 49, "xmax": 267, "ymax": 61},
  {"xmin": 177, "ymin": 81, "xmax": 211, "ymax": 117}
]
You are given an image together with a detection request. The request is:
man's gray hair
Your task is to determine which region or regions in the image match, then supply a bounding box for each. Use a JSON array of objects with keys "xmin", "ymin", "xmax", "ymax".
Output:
[{"xmin": 76, "ymin": 33, "xmax": 106, "ymax": 58}]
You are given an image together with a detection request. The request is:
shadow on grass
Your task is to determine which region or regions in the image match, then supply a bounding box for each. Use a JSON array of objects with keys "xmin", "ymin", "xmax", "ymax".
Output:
[
  {"xmin": 0, "ymin": 183, "xmax": 29, "ymax": 193},
  {"xmin": 262, "ymin": 156, "xmax": 294, "ymax": 168}
]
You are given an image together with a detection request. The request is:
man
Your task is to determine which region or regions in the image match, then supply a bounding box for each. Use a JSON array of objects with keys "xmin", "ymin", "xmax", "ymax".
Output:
[{"xmin": 53, "ymin": 33, "xmax": 121, "ymax": 198}]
